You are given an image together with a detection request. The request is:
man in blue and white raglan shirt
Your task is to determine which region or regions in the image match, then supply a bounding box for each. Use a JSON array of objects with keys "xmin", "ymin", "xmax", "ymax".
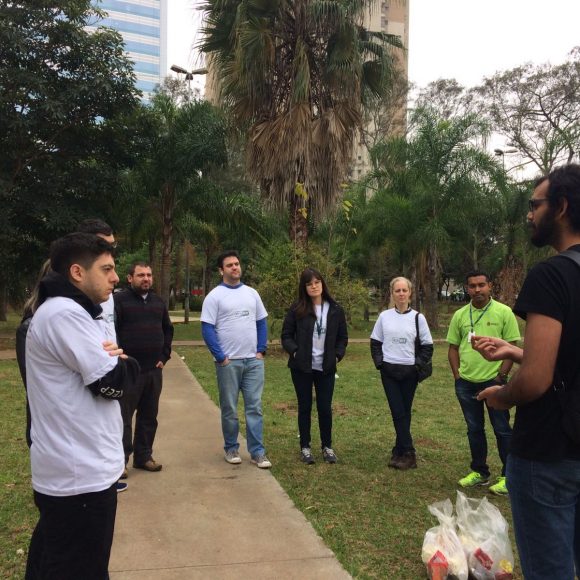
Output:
[
  {"xmin": 201, "ymin": 250, "xmax": 271, "ymax": 468},
  {"xmin": 25, "ymin": 233, "xmax": 139, "ymax": 579}
]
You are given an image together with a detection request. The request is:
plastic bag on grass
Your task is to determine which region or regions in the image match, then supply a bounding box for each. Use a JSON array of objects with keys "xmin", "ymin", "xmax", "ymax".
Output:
[
  {"xmin": 421, "ymin": 498, "xmax": 468, "ymax": 580},
  {"xmin": 455, "ymin": 491, "xmax": 514, "ymax": 580}
]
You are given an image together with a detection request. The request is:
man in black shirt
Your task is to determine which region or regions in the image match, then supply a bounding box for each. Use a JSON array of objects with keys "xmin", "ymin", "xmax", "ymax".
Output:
[
  {"xmin": 114, "ymin": 262, "xmax": 174, "ymax": 476},
  {"xmin": 473, "ymin": 164, "xmax": 580, "ymax": 579}
]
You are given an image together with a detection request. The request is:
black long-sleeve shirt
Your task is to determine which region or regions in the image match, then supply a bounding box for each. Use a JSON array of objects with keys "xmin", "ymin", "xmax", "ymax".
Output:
[{"xmin": 114, "ymin": 288, "xmax": 174, "ymax": 371}]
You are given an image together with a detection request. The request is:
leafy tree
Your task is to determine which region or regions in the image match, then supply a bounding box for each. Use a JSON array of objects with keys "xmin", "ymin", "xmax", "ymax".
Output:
[
  {"xmin": 363, "ymin": 108, "xmax": 501, "ymax": 329},
  {"xmin": 474, "ymin": 48, "xmax": 580, "ymax": 173},
  {"xmin": 122, "ymin": 94, "xmax": 228, "ymax": 304},
  {"xmin": 199, "ymin": 0, "xmax": 403, "ymax": 244},
  {"xmin": 0, "ymin": 0, "xmax": 140, "ymax": 317}
]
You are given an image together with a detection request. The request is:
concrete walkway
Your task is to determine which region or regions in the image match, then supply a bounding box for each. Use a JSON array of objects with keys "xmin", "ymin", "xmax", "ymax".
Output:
[{"xmin": 109, "ymin": 356, "xmax": 351, "ymax": 579}]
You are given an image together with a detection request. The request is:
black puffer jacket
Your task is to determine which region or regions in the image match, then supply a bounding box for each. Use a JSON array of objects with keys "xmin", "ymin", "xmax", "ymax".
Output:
[{"xmin": 281, "ymin": 301, "xmax": 348, "ymax": 374}]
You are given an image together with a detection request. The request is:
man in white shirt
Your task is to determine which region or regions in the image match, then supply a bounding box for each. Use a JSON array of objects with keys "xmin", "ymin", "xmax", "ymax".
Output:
[
  {"xmin": 201, "ymin": 250, "xmax": 271, "ymax": 468},
  {"xmin": 25, "ymin": 233, "xmax": 138, "ymax": 579}
]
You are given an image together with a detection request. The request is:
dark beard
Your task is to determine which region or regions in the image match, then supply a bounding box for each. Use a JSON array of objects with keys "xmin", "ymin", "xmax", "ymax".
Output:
[{"xmin": 530, "ymin": 208, "xmax": 558, "ymax": 248}]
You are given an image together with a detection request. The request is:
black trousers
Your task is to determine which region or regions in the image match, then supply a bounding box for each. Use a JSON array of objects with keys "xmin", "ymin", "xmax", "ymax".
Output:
[
  {"xmin": 26, "ymin": 483, "xmax": 117, "ymax": 580},
  {"xmin": 121, "ymin": 368, "xmax": 163, "ymax": 465},
  {"xmin": 290, "ymin": 368, "xmax": 335, "ymax": 449},
  {"xmin": 380, "ymin": 366, "xmax": 418, "ymax": 455}
]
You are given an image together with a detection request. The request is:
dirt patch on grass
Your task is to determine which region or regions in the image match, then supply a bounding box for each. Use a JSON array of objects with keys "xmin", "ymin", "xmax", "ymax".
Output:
[{"xmin": 415, "ymin": 437, "xmax": 446, "ymax": 450}]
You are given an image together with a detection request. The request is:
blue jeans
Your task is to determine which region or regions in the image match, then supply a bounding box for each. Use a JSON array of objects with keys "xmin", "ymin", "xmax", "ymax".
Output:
[
  {"xmin": 455, "ymin": 377, "xmax": 512, "ymax": 477},
  {"xmin": 380, "ymin": 367, "xmax": 418, "ymax": 455},
  {"xmin": 508, "ymin": 454, "xmax": 580, "ymax": 579},
  {"xmin": 215, "ymin": 358, "xmax": 265, "ymax": 457}
]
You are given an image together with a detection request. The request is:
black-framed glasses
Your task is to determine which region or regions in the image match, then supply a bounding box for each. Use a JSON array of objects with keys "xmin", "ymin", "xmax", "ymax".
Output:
[{"xmin": 528, "ymin": 198, "xmax": 550, "ymax": 212}]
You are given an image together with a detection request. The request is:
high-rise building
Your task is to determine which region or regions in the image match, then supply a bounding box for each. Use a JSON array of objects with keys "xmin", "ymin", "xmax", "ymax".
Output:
[
  {"xmin": 90, "ymin": 0, "xmax": 168, "ymax": 101},
  {"xmin": 351, "ymin": 0, "xmax": 409, "ymax": 181}
]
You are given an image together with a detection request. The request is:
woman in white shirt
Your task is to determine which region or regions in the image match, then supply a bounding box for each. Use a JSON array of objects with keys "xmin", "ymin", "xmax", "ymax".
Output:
[
  {"xmin": 281, "ymin": 268, "xmax": 348, "ymax": 465},
  {"xmin": 370, "ymin": 277, "xmax": 433, "ymax": 470}
]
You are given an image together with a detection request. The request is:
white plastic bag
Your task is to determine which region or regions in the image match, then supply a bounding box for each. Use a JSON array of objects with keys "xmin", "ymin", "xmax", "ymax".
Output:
[
  {"xmin": 421, "ymin": 498, "xmax": 468, "ymax": 580},
  {"xmin": 455, "ymin": 491, "xmax": 514, "ymax": 580}
]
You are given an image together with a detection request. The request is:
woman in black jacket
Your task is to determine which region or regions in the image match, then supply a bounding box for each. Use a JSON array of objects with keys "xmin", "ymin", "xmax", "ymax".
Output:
[{"xmin": 281, "ymin": 268, "xmax": 348, "ymax": 464}]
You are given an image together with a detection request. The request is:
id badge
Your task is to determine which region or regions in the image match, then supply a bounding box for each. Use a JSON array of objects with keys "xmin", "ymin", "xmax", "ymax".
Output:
[{"xmin": 467, "ymin": 331, "xmax": 475, "ymax": 343}]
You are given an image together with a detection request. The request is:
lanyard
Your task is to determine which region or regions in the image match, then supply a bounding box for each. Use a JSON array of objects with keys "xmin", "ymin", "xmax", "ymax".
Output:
[
  {"xmin": 469, "ymin": 300, "xmax": 491, "ymax": 331},
  {"xmin": 315, "ymin": 302, "xmax": 325, "ymax": 337}
]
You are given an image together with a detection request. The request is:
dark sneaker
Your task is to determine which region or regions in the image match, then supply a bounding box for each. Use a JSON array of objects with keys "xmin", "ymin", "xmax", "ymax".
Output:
[
  {"xmin": 251, "ymin": 454, "xmax": 272, "ymax": 469},
  {"xmin": 301, "ymin": 447, "xmax": 315, "ymax": 465},
  {"xmin": 133, "ymin": 458, "xmax": 162, "ymax": 472},
  {"xmin": 458, "ymin": 471, "xmax": 489, "ymax": 487},
  {"xmin": 322, "ymin": 447, "xmax": 338, "ymax": 464},
  {"xmin": 225, "ymin": 449, "xmax": 242, "ymax": 464},
  {"xmin": 388, "ymin": 453, "xmax": 402, "ymax": 469},
  {"xmin": 116, "ymin": 482, "xmax": 128, "ymax": 493}
]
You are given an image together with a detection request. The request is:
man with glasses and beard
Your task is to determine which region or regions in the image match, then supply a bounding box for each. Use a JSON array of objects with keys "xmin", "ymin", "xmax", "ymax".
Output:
[{"xmin": 473, "ymin": 164, "xmax": 580, "ymax": 579}]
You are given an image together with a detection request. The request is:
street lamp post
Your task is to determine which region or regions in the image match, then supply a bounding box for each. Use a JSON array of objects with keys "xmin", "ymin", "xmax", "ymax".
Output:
[
  {"xmin": 170, "ymin": 64, "xmax": 207, "ymax": 81},
  {"xmin": 170, "ymin": 64, "xmax": 207, "ymax": 96},
  {"xmin": 494, "ymin": 147, "xmax": 519, "ymax": 170}
]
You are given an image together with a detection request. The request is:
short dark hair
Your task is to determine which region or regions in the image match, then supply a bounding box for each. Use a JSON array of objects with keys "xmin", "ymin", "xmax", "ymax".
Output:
[
  {"xmin": 77, "ymin": 218, "xmax": 113, "ymax": 237},
  {"xmin": 465, "ymin": 270, "xmax": 490, "ymax": 284},
  {"xmin": 217, "ymin": 250, "xmax": 240, "ymax": 269},
  {"xmin": 128, "ymin": 261, "xmax": 151, "ymax": 276},
  {"xmin": 544, "ymin": 163, "xmax": 580, "ymax": 232},
  {"xmin": 50, "ymin": 233, "xmax": 114, "ymax": 277}
]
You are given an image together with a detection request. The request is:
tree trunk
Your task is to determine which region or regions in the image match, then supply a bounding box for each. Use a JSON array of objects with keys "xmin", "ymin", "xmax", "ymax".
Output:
[
  {"xmin": 184, "ymin": 242, "xmax": 190, "ymax": 324},
  {"xmin": 0, "ymin": 278, "xmax": 7, "ymax": 321},
  {"xmin": 494, "ymin": 255, "xmax": 524, "ymax": 308},
  {"xmin": 290, "ymin": 193, "xmax": 308, "ymax": 247},
  {"xmin": 423, "ymin": 246, "xmax": 440, "ymax": 330},
  {"xmin": 159, "ymin": 184, "xmax": 175, "ymax": 306}
]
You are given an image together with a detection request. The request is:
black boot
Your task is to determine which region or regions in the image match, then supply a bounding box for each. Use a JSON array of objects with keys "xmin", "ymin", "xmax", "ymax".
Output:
[
  {"xmin": 397, "ymin": 451, "xmax": 417, "ymax": 471},
  {"xmin": 388, "ymin": 453, "xmax": 402, "ymax": 468}
]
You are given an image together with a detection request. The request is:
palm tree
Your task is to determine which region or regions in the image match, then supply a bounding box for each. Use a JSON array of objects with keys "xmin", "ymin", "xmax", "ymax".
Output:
[
  {"xmin": 126, "ymin": 94, "xmax": 227, "ymax": 304},
  {"xmin": 363, "ymin": 108, "xmax": 501, "ymax": 329},
  {"xmin": 199, "ymin": 0, "xmax": 403, "ymax": 244}
]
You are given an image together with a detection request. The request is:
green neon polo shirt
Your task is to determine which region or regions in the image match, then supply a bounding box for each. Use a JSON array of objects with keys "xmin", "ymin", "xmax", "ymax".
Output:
[{"xmin": 446, "ymin": 298, "xmax": 520, "ymax": 383}]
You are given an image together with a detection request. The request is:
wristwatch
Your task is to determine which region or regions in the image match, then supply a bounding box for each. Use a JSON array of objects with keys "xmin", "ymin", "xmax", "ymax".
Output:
[{"xmin": 497, "ymin": 372, "xmax": 509, "ymax": 383}]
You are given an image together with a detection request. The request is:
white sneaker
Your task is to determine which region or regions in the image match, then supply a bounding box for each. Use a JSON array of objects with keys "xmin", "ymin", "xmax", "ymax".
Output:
[
  {"xmin": 251, "ymin": 454, "xmax": 272, "ymax": 469},
  {"xmin": 225, "ymin": 449, "xmax": 242, "ymax": 464}
]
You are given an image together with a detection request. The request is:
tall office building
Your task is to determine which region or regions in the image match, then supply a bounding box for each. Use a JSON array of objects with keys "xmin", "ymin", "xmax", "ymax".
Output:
[
  {"xmin": 351, "ymin": 0, "xmax": 409, "ymax": 181},
  {"xmin": 90, "ymin": 0, "xmax": 168, "ymax": 101}
]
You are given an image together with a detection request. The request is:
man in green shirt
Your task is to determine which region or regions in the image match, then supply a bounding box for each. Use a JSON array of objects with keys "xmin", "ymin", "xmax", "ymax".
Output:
[{"xmin": 447, "ymin": 271, "xmax": 520, "ymax": 495}]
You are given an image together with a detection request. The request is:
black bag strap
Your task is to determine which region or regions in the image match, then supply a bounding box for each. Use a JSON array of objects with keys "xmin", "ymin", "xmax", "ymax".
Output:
[
  {"xmin": 561, "ymin": 248, "xmax": 580, "ymax": 268},
  {"xmin": 553, "ymin": 249, "xmax": 580, "ymax": 393},
  {"xmin": 414, "ymin": 312, "xmax": 421, "ymax": 354}
]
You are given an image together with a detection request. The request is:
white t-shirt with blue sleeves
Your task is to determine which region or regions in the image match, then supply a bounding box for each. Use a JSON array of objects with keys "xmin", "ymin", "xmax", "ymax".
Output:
[{"xmin": 201, "ymin": 283, "xmax": 268, "ymax": 360}]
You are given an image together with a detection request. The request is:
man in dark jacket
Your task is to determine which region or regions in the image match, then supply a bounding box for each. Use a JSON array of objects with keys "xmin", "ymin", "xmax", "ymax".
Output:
[{"xmin": 114, "ymin": 262, "xmax": 174, "ymax": 475}]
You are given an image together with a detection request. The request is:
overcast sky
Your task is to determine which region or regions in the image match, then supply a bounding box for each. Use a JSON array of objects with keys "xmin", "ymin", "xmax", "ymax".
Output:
[
  {"xmin": 408, "ymin": 0, "xmax": 580, "ymax": 88},
  {"xmin": 168, "ymin": 0, "xmax": 580, "ymax": 90}
]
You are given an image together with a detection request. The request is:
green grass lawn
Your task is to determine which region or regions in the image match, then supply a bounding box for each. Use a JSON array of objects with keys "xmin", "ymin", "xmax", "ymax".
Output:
[
  {"xmin": 169, "ymin": 314, "xmax": 454, "ymax": 342},
  {"xmin": 178, "ymin": 343, "xmax": 520, "ymax": 579},
  {"xmin": 0, "ymin": 305, "xmax": 521, "ymax": 579},
  {"xmin": 0, "ymin": 361, "xmax": 36, "ymax": 578}
]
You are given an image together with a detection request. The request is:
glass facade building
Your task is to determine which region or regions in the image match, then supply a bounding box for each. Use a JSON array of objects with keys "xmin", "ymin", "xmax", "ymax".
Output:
[{"xmin": 91, "ymin": 0, "xmax": 167, "ymax": 101}]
